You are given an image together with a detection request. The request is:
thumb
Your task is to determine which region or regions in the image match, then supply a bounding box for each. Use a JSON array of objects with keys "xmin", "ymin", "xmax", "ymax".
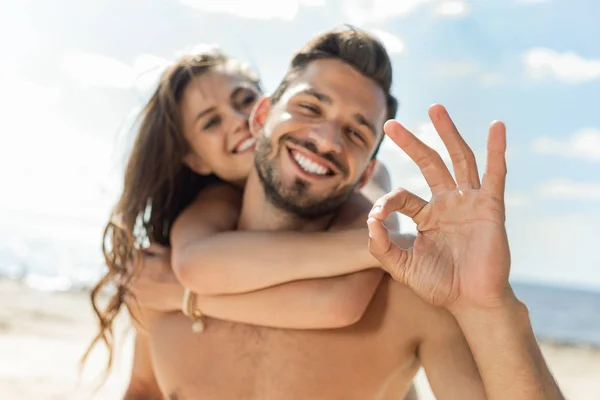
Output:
[{"xmin": 367, "ymin": 218, "xmax": 410, "ymax": 283}]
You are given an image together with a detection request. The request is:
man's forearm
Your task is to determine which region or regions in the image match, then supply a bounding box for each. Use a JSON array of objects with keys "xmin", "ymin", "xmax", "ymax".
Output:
[{"xmin": 451, "ymin": 291, "xmax": 564, "ymax": 400}]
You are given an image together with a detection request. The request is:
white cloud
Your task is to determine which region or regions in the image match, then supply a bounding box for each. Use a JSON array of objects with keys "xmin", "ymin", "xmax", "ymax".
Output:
[
  {"xmin": 60, "ymin": 53, "xmax": 134, "ymax": 89},
  {"xmin": 300, "ymin": 0, "xmax": 326, "ymax": 5},
  {"xmin": 132, "ymin": 54, "xmax": 172, "ymax": 90},
  {"xmin": 0, "ymin": 79, "xmax": 61, "ymax": 109},
  {"xmin": 0, "ymin": 71, "xmax": 132, "ymax": 286},
  {"xmin": 539, "ymin": 179, "xmax": 600, "ymax": 200},
  {"xmin": 371, "ymin": 29, "xmax": 405, "ymax": 54},
  {"xmin": 342, "ymin": 0, "xmax": 430, "ymax": 26},
  {"xmin": 0, "ymin": 73, "xmax": 121, "ymax": 225},
  {"xmin": 178, "ymin": 0, "xmax": 324, "ymax": 21},
  {"xmin": 434, "ymin": 60, "xmax": 478, "ymax": 78},
  {"xmin": 61, "ymin": 52, "xmax": 170, "ymax": 90},
  {"xmin": 505, "ymin": 193, "xmax": 532, "ymax": 208},
  {"xmin": 431, "ymin": 61, "xmax": 504, "ymax": 87},
  {"xmin": 524, "ymin": 48, "xmax": 600, "ymax": 84},
  {"xmin": 342, "ymin": 0, "xmax": 469, "ymax": 25},
  {"xmin": 374, "ymin": 0, "xmax": 432, "ymax": 17},
  {"xmin": 532, "ymin": 128, "xmax": 600, "ymax": 162},
  {"xmin": 435, "ymin": 1, "xmax": 469, "ymax": 17}
]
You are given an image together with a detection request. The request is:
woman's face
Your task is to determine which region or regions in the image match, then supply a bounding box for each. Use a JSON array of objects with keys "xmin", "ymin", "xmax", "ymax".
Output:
[{"xmin": 180, "ymin": 65, "xmax": 261, "ymax": 185}]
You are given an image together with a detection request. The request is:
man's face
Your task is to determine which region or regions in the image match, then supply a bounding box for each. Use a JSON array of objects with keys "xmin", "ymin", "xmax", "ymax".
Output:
[{"xmin": 253, "ymin": 58, "xmax": 388, "ymax": 219}]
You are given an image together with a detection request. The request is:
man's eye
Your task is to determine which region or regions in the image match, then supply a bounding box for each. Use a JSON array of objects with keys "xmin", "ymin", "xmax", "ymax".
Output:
[
  {"xmin": 348, "ymin": 128, "xmax": 365, "ymax": 143},
  {"xmin": 299, "ymin": 104, "xmax": 319, "ymax": 114}
]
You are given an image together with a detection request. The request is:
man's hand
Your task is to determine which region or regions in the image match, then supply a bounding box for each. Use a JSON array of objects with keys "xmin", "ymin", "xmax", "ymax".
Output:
[
  {"xmin": 126, "ymin": 244, "xmax": 185, "ymax": 313},
  {"xmin": 368, "ymin": 104, "xmax": 511, "ymax": 312}
]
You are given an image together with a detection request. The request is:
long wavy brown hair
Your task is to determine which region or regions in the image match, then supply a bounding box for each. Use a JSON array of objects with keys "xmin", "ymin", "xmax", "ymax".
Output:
[{"xmin": 82, "ymin": 47, "xmax": 261, "ymax": 370}]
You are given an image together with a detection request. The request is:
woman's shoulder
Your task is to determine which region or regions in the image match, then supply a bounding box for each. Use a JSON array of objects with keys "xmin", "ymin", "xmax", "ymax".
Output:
[{"xmin": 171, "ymin": 179, "xmax": 243, "ymax": 246}]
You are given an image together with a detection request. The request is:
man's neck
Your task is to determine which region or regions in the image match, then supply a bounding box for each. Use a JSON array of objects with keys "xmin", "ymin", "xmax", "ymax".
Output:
[{"xmin": 238, "ymin": 170, "xmax": 334, "ymax": 232}]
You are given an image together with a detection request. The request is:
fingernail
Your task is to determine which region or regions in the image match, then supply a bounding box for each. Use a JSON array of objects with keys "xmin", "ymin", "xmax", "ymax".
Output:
[{"xmin": 367, "ymin": 218, "xmax": 377, "ymax": 237}]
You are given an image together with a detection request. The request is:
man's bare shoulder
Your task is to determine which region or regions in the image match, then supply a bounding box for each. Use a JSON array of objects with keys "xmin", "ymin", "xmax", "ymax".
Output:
[{"xmin": 381, "ymin": 275, "xmax": 462, "ymax": 340}]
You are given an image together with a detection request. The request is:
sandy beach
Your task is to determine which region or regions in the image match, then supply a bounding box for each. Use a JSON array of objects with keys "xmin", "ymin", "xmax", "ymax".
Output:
[{"xmin": 1, "ymin": 279, "xmax": 598, "ymax": 400}]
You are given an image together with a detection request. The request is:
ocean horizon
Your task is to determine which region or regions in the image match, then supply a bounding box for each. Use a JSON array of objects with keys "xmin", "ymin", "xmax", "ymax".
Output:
[{"xmin": 2, "ymin": 262, "xmax": 599, "ymax": 348}]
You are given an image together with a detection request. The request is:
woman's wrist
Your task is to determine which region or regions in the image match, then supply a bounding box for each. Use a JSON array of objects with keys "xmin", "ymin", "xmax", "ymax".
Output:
[{"xmin": 344, "ymin": 228, "xmax": 378, "ymax": 268}]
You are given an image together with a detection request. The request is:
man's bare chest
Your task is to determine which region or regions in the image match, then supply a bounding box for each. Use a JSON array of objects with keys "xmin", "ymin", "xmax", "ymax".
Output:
[
  {"xmin": 149, "ymin": 305, "xmax": 417, "ymax": 399},
  {"xmin": 151, "ymin": 311, "xmax": 394, "ymax": 372},
  {"xmin": 148, "ymin": 279, "xmax": 424, "ymax": 399}
]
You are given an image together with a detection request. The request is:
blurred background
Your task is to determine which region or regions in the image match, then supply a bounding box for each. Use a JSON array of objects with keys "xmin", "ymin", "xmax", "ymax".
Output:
[{"xmin": 1, "ymin": 0, "xmax": 599, "ymax": 398}]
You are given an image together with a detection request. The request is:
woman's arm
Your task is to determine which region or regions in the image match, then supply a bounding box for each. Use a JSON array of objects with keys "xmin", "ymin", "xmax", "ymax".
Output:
[
  {"xmin": 198, "ymin": 269, "xmax": 383, "ymax": 328},
  {"xmin": 130, "ymin": 245, "xmax": 383, "ymax": 329},
  {"xmin": 171, "ymin": 180, "xmax": 401, "ymax": 296}
]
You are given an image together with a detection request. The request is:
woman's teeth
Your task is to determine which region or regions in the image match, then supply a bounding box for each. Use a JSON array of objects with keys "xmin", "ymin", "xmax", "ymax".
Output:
[
  {"xmin": 236, "ymin": 137, "xmax": 255, "ymax": 153},
  {"xmin": 293, "ymin": 152, "xmax": 329, "ymax": 175}
]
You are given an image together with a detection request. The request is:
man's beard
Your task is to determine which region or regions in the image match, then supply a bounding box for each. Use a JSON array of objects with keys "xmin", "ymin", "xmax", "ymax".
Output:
[{"xmin": 254, "ymin": 133, "xmax": 356, "ymax": 220}]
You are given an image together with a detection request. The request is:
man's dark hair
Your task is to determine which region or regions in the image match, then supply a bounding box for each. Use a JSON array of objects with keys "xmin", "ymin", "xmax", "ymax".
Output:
[{"xmin": 271, "ymin": 25, "xmax": 398, "ymax": 158}]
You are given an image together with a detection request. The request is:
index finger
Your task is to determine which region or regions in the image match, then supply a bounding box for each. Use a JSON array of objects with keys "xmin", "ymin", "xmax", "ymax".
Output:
[{"xmin": 384, "ymin": 119, "xmax": 457, "ymax": 195}]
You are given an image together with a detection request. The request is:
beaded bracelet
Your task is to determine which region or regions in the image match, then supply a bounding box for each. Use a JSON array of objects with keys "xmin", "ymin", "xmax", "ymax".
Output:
[{"xmin": 182, "ymin": 288, "xmax": 205, "ymax": 333}]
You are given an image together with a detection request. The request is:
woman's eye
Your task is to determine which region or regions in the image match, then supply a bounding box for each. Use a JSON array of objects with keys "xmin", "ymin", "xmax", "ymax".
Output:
[
  {"xmin": 242, "ymin": 93, "xmax": 257, "ymax": 106},
  {"xmin": 203, "ymin": 116, "xmax": 221, "ymax": 130},
  {"xmin": 233, "ymin": 91, "xmax": 258, "ymax": 114}
]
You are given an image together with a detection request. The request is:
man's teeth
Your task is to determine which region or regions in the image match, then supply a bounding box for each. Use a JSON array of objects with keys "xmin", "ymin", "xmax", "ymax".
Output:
[
  {"xmin": 236, "ymin": 137, "xmax": 255, "ymax": 153},
  {"xmin": 293, "ymin": 152, "xmax": 329, "ymax": 175}
]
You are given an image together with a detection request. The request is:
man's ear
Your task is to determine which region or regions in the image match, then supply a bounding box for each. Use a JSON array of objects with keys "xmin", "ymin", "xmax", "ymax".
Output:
[
  {"xmin": 183, "ymin": 153, "xmax": 212, "ymax": 175},
  {"xmin": 356, "ymin": 159, "xmax": 378, "ymax": 191},
  {"xmin": 249, "ymin": 96, "xmax": 271, "ymax": 137}
]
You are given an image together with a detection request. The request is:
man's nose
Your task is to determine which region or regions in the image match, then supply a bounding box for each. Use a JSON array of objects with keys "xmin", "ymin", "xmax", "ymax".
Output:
[{"xmin": 308, "ymin": 121, "xmax": 342, "ymax": 154}]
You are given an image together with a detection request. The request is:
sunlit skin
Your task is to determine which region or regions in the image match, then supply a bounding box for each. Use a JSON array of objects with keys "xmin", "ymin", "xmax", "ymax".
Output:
[
  {"xmin": 252, "ymin": 59, "xmax": 386, "ymax": 217},
  {"xmin": 180, "ymin": 66, "xmax": 261, "ymax": 186},
  {"xmin": 368, "ymin": 105, "xmax": 510, "ymax": 310},
  {"xmin": 147, "ymin": 60, "xmax": 486, "ymax": 400},
  {"xmin": 368, "ymin": 104, "xmax": 562, "ymax": 400},
  {"xmin": 124, "ymin": 61, "xmax": 420, "ymax": 400}
]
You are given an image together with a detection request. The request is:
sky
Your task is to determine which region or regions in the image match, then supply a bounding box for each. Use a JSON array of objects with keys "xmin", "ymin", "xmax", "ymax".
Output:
[{"xmin": 0, "ymin": 0, "xmax": 599, "ymax": 290}]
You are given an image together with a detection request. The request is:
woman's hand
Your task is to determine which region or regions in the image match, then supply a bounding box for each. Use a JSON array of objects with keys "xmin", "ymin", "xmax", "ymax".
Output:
[{"xmin": 126, "ymin": 244, "xmax": 185, "ymax": 313}]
